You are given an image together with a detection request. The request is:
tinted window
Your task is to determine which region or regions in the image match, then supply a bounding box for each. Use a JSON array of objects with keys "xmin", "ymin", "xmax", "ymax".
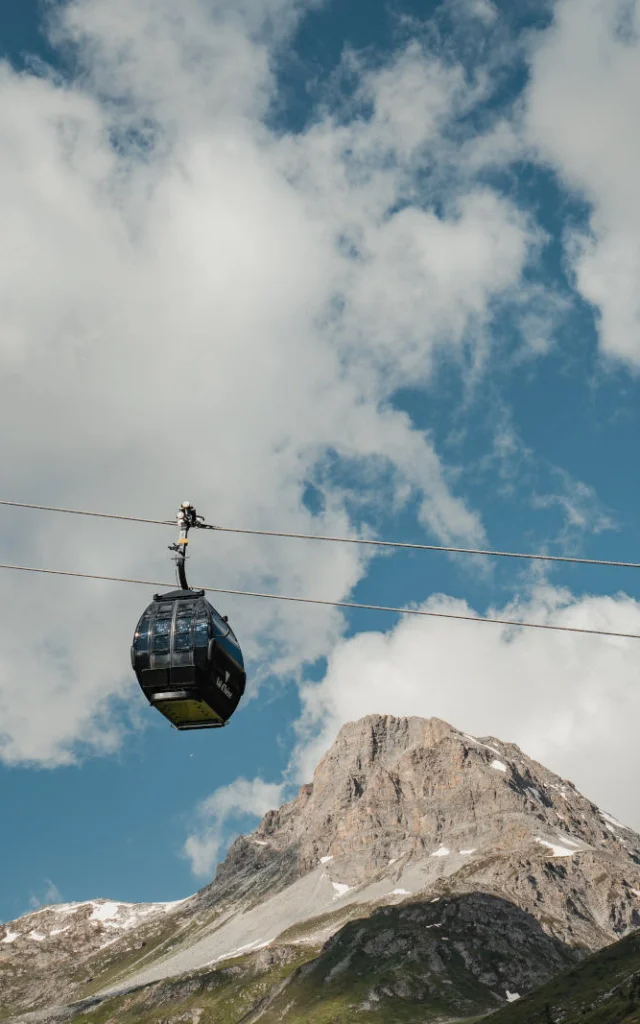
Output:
[
  {"xmin": 175, "ymin": 616, "xmax": 192, "ymax": 634},
  {"xmin": 154, "ymin": 619, "xmax": 171, "ymax": 636},
  {"xmin": 173, "ymin": 634, "xmax": 192, "ymax": 652},
  {"xmin": 152, "ymin": 634, "xmax": 170, "ymax": 653},
  {"xmin": 194, "ymin": 621, "xmax": 209, "ymax": 646}
]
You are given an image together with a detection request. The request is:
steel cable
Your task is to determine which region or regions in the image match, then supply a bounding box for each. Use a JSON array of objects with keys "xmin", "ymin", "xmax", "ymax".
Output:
[
  {"xmin": 1, "ymin": 499, "xmax": 639, "ymax": 570},
  {"xmin": 0, "ymin": 561, "xmax": 637, "ymax": 641}
]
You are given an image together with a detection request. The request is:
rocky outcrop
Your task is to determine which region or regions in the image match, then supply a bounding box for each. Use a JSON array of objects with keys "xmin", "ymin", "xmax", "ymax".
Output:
[
  {"xmin": 252, "ymin": 716, "xmax": 639, "ymax": 873},
  {"xmin": 208, "ymin": 716, "xmax": 640, "ymax": 950},
  {"xmin": 0, "ymin": 899, "xmax": 190, "ymax": 1017}
]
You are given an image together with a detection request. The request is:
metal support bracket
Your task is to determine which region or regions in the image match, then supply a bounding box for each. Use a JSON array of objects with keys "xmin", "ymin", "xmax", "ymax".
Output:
[{"xmin": 169, "ymin": 501, "xmax": 203, "ymax": 590}]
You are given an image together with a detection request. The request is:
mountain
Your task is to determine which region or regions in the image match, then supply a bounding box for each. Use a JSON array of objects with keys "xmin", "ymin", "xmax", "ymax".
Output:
[{"xmin": 2, "ymin": 714, "xmax": 640, "ymax": 1023}]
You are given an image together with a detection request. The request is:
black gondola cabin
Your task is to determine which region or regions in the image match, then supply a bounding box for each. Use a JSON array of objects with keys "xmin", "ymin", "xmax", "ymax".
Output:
[{"xmin": 131, "ymin": 589, "xmax": 246, "ymax": 729}]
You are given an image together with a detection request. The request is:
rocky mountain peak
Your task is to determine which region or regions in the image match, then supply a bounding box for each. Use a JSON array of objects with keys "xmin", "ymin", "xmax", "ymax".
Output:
[
  {"xmin": 4, "ymin": 715, "xmax": 640, "ymax": 1022},
  {"xmin": 325, "ymin": 713, "xmax": 456, "ymax": 769},
  {"xmin": 207, "ymin": 714, "xmax": 640, "ymax": 954},
  {"xmin": 247, "ymin": 714, "xmax": 635, "ymax": 872}
]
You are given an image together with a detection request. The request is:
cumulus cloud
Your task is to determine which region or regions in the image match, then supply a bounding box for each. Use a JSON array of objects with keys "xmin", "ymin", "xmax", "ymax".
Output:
[
  {"xmin": 524, "ymin": 0, "xmax": 640, "ymax": 367},
  {"xmin": 0, "ymin": 0, "xmax": 541, "ymax": 764},
  {"xmin": 291, "ymin": 586, "xmax": 640, "ymax": 829},
  {"xmin": 184, "ymin": 776, "xmax": 284, "ymax": 877}
]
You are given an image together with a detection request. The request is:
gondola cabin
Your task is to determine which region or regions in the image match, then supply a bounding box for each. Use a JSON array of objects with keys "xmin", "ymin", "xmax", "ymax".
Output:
[{"xmin": 131, "ymin": 589, "xmax": 246, "ymax": 729}]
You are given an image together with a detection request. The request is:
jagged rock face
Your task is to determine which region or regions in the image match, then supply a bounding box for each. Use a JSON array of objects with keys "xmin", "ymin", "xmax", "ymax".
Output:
[
  {"xmin": 0, "ymin": 898, "xmax": 188, "ymax": 1017},
  {"xmin": 1, "ymin": 898, "xmax": 183, "ymax": 950},
  {"xmin": 216, "ymin": 715, "xmax": 640, "ymax": 949}
]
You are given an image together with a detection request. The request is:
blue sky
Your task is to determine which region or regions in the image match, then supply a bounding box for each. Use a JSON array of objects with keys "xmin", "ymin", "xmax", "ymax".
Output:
[{"xmin": 1, "ymin": 0, "xmax": 640, "ymax": 923}]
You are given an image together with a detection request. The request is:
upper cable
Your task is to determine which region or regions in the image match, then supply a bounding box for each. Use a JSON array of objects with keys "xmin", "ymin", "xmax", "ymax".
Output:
[{"xmin": 1, "ymin": 499, "xmax": 638, "ymax": 570}]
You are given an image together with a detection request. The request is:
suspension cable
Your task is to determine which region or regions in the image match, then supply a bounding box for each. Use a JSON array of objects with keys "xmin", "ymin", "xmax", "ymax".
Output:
[
  {"xmin": 0, "ymin": 561, "xmax": 637, "ymax": 641},
  {"xmin": 0, "ymin": 499, "xmax": 639, "ymax": 570},
  {"xmin": 0, "ymin": 499, "xmax": 170, "ymax": 528}
]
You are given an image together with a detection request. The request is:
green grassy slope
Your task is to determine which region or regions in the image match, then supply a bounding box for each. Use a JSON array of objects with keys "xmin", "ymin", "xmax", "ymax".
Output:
[
  {"xmin": 50, "ymin": 946, "xmax": 316, "ymax": 1024},
  {"xmin": 485, "ymin": 929, "xmax": 640, "ymax": 1024}
]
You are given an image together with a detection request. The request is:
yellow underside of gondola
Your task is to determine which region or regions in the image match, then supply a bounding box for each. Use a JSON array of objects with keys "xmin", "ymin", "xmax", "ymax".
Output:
[{"xmin": 154, "ymin": 698, "xmax": 224, "ymax": 729}]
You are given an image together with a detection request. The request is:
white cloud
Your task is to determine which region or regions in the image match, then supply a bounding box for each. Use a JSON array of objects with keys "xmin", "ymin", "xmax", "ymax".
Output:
[
  {"xmin": 184, "ymin": 776, "xmax": 284, "ymax": 877},
  {"xmin": 291, "ymin": 586, "xmax": 640, "ymax": 829},
  {"xmin": 0, "ymin": 0, "xmax": 540, "ymax": 764},
  {"xmin": 524, "ymin": 0, "xmax": 640, "ymax": 367}
]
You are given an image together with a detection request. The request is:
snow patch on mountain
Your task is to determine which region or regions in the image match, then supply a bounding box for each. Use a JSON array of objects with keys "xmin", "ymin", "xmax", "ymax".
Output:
[
  {"xmin": 601, "ymin": 811, "xmax": 631, "ymax": 831},
  {"xmin": 90, "ymin": 902, "xmax": 120, "ymax": 922},
  {"xmin": 332, "ymin": 882, "xmax": 350, "ymax": 898},
  {"xmin": 536, "ymin": 838, "xmax": 578, "ymax": 858},
  {"xmin": 463, "ymin": 733, "xmax": 503, "ymax": 757}
]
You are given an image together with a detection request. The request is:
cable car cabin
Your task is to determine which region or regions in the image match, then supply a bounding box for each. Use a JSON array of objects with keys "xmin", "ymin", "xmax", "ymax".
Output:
[{"xmin": 131, "ymin": 589, "xmax": 246, "ymax": 730}]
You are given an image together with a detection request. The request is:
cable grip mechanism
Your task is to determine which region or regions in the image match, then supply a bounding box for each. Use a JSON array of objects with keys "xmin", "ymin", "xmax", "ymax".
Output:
[{"xmin": 169, "ymin": 501, "xmax": 204, "ymax": 590}]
